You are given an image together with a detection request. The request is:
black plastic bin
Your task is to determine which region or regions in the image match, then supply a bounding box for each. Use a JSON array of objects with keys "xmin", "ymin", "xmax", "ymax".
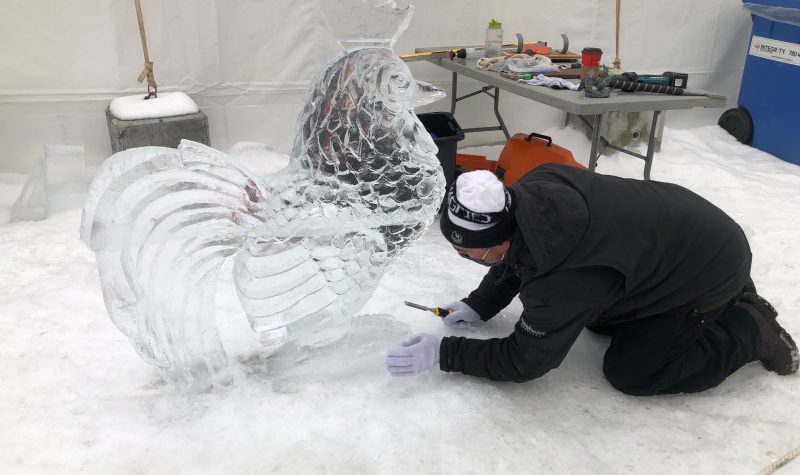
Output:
[{"xmin": 417, "ymin": 112, "xmax": 465, "ymax": 199}]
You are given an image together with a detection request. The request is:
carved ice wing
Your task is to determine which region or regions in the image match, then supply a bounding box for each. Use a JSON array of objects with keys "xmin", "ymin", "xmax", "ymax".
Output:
[
  {"xmin": 80, "ymin": 140, "xmax": 267, "ymax": 385},
  {"xmin": 233, "ymin": 230, "xmax": 388, "ymax": 350}
]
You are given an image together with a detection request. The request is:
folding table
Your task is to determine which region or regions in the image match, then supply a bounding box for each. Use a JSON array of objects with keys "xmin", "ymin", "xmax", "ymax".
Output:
[{"xmin": 424, "ymin": 58, "xmax": 727, "ymax": 179}]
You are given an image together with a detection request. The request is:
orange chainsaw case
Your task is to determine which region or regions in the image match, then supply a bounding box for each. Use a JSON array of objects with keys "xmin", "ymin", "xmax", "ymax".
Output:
[{"xmin": 456, "ymin": 132, "xmax": 585, "ymax": 186}]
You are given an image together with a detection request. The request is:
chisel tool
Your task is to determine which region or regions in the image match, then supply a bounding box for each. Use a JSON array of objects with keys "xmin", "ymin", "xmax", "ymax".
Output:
[{"xmin": 404, "ymin": 301, "xmax": 454, "ymax": 317}]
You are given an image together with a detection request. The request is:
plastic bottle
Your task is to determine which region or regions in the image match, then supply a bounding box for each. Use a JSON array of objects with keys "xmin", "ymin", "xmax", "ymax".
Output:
[{"xmin": 484, "ymin": 19, "xmax": 503, "ymax": 58}]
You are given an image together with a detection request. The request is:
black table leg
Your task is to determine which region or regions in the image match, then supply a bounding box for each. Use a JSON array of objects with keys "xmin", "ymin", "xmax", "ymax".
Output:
[
  {"xmin": 450, "ymin": 72, "xmax": 458, "ymax": 115},
  {"xmin": 493, "ymin": 88, "xmax": 510, "ymax": 140},
  {"xmin": 588, "ymin": 114, "xmax": 604, "ymax": 172},
  {"xmin": 642, "ymin": 111, "xmax": 661, "ymax": 180}
]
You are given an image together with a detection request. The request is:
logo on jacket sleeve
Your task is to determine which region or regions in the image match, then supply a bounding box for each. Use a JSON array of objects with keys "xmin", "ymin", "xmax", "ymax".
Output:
[{"xmin": 517, "ymin": 317, "xmax": 547, "ymax": 338}]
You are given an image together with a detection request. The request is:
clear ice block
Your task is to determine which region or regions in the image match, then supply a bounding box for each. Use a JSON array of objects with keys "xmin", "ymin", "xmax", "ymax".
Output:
[{"xmin": 11, "ymin": 145, "xmax": 87, "ymax": 222}]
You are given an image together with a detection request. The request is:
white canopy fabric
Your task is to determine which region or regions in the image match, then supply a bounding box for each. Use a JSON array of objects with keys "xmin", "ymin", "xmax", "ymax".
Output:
[{"xmin": 0, "ymin": 0, "xmax": 753, "ymax": 172}]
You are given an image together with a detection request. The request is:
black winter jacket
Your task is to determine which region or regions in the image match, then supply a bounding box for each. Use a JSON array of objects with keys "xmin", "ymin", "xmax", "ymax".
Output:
[{"xmin": 439, "ymin": 164, "xmax": 751, "ymax": 382}]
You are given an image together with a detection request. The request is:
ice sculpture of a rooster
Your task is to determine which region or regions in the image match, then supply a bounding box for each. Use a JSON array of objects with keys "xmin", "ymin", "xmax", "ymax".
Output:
[{"xmin": 80, "ymin": 1, "xmax": 445, "ymax": 387}]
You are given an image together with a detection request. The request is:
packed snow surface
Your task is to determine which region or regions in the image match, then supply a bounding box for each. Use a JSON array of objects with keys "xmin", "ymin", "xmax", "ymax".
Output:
[{"xmin": 1, "ymin": 125, "xmax": 798, "ymax": 474}]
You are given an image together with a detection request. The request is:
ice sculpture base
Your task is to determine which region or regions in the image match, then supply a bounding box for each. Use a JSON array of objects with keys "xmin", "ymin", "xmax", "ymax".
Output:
[{"xmin": 263, "ymin": 314, "xmax": 411, "ymax": 383}]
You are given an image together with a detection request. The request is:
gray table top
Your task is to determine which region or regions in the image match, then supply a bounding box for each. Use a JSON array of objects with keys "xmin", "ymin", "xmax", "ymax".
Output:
[{"xmin": 429, "ymin": 58, "xmax": 727, "ymax": 115}]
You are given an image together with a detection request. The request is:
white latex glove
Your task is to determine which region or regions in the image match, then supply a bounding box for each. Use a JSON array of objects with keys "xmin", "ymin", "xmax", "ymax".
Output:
[{"xmin": 442, "ymin": 300, "xmax": 481, "ymax": 329}]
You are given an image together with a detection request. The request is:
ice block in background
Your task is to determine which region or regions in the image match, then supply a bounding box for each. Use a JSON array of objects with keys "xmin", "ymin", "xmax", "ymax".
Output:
[{"xmin": 10, "ymin": 145, "xmax": 87, "ymax": 222}]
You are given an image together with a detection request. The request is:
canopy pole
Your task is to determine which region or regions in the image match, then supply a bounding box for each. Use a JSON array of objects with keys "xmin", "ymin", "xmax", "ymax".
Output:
[{"xmin": 613, "ymin": 0, "xmax": 622, "ymax": 70}]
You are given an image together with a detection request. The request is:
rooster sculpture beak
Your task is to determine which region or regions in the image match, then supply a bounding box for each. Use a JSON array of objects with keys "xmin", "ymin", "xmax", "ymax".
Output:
[{"xmin": 411, "ymin": 80, "xmax": 445, "ymax": 108}]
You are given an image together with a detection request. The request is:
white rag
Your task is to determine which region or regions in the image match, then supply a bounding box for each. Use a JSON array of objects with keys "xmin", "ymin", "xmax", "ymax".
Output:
[{"xmin": 518, "ymin": 74, "xmax": 580, "ymax": 91}]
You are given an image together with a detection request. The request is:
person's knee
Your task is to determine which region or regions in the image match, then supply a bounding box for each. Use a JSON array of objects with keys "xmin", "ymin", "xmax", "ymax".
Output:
[{"xmin": 602, "ymin": 354, "xmax": 657, "ymax": 396}]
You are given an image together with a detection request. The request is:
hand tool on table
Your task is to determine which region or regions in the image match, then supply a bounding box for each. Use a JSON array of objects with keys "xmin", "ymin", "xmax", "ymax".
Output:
[
  {"xmin": 401, "ymin": 34, "xmax": 557, "ymax": 62},
  {"xmin": 605, "ymin": 78, "xmax": 724, "ymax": 98},
  {"xmin": 400, "ymin": 48, "xmax": 460, "ymax": 62},
  {"xmin": 399, "ymin": 48, "xmax": 460, "ymax": 62},
  {"xmin": 501, "ymin": 70, "xmax": 535, "ymax": 80},
  {"xmin": 404, "ymin": 301, "xmax": 454, "ymax": 317},
  {"xmin": 621, "ymin": 71, "xmax": 689, "ymax": 89},
  {"xmin": 515, "ymin": 33, "xmax": 571, "ymax": 56}
]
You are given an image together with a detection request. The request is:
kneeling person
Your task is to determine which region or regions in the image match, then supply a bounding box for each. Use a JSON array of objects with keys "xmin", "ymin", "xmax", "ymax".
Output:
[{"xmin": 385, "ymin": 166, "xmax": 798, "ymax": 395}]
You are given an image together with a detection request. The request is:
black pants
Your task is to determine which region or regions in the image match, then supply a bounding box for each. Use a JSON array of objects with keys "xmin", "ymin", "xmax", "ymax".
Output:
[{"xmin": 597, "ymin": 300, "xmax": 760, "ymax": 396}]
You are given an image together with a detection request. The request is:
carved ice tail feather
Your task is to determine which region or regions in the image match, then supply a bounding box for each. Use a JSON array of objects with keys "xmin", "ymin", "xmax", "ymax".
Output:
[{"xmin": 82, "ymin": 141, "xmax": 267, "ymax": 385}]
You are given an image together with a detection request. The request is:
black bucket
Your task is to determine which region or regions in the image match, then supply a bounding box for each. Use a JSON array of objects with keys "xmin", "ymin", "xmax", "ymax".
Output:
[{"xmin": 416, "ymin": 112, "xmax": 465, "ymax": 208}]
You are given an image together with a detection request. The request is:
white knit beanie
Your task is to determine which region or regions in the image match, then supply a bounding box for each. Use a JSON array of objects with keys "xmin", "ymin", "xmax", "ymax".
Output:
[
  {"xmin": 456, "ymin": 170, "xmax": 507, "ymax": 214},
  {"xmin": 440, "ymin": 170, "xmax": 516, "ymax": 248}
]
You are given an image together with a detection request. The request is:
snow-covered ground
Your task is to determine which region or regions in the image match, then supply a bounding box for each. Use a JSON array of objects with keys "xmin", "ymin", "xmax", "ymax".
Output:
[{"xmin": 1, "ymin": 125, "xmax": 799, "ymax": 474}]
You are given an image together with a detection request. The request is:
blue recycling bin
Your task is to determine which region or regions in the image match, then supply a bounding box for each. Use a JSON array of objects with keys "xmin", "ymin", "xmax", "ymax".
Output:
[{"xmin": 736, "ymin": 1, "xmax": 800, "ymax": 164}]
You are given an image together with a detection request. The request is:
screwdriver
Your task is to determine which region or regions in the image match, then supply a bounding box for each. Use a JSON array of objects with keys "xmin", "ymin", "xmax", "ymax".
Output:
[{"xmin": 404, "ymin": 301, "xmax": 454, "ymax": 317}]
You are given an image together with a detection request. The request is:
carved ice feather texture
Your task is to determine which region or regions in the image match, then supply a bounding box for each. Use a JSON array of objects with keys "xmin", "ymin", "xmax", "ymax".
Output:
[{"xmin": 80, "ymin": 47, "xmax": 445, "ymax": 387}]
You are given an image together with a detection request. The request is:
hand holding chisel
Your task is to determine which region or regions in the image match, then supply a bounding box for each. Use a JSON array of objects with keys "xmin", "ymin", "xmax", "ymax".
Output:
[{"xmin": 404, "ymin": 301, "xmax": 453, "ymax": 317}]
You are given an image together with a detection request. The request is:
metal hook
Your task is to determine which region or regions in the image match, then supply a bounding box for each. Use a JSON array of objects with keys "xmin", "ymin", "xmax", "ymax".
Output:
[{"xmin": 144, "ymin": 84, "xmax": 157, "ymax": 100}]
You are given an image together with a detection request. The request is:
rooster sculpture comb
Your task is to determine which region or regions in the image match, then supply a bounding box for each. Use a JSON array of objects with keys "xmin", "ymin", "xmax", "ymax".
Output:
[{"xmin": 316, "ymin": 0, "xmax": 413, "ymax": 49}]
